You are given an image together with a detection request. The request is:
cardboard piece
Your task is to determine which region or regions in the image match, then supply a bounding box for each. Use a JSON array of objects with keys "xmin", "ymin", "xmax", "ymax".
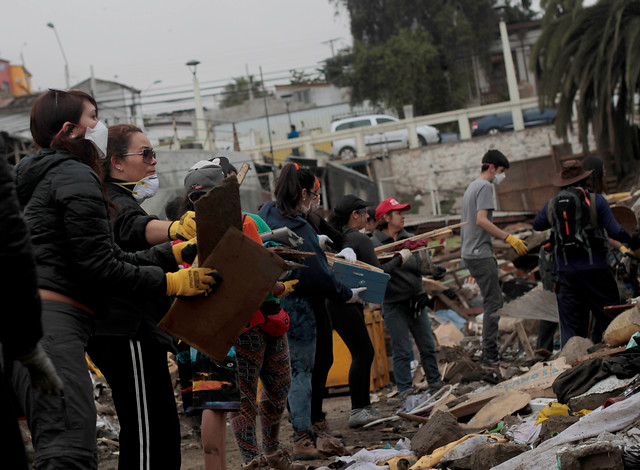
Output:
[
  {"xmin": 194, "ymin": 176, "xmax": 242, "ymax": 261},
  {"xmin": 159, "ymin": 227, "xmax": 288, "ymax": 361},
  {"xmin": 434, "ymin": 321, "xmax": 464, "ymax": 347},
  {"xmin": 462, "ymin": 391, "xmax": 531, "ymax": 430},
  {"xmin": 493, "ymin": 357, "xmax": 569, "ymax": 393}
]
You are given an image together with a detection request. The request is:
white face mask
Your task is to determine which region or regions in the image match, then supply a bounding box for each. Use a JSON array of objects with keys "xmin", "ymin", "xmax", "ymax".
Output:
[
  {"xmin": 300, "ymin": 202, "xmax": 311, "ymax": 214},
  {"xmin": 131, "ymin": 174, "xmax": 159, "ymax": 203},
  {"xmin": 84, "ymin": 121, "xmax": 108, "ymax": 159},
  {"xmin": 493, "ymin": 172, "xmax": 506, "ymax": 185}
]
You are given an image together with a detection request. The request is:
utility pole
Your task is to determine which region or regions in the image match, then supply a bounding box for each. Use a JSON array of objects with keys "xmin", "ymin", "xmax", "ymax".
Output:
[
  {"xmin": 260, "ymin": 66, "xmax": 274, "ymax": 164},
  {"xmin": 321, "ymin": 37, "xmax": 342, "ymax": 57}
]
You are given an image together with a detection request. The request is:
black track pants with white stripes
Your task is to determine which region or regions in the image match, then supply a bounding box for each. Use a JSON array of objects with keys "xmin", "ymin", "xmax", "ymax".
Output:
[{"xmin": 87, "ymin": 337, "xmax": 181, "ymax": 470}]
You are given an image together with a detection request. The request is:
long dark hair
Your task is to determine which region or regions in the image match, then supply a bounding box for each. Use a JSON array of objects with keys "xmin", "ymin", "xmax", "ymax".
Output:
[
  {"xmin": 274, "ymin": 163, "xmax": 316, "ymax": 216},
  {"xmin": 30, "ymin": 89, "xmax": 103, "ymax": 178},
  {"xmin": 328, "ymin": 208, "xmax": 351, "ymax": 232}
]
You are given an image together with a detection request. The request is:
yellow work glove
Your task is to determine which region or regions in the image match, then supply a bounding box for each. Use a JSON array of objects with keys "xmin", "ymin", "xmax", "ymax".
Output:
[
  {"xmin": 172, "ymin": 238, "xmax": 198, "ymax": 265},
  {"xmin": 165, "ymin": 267, "xmax": 222, "ymax": 297},
  {"xmin": 505, "ymin": 234, "xmax": 528, "ymax": 256},
  {"xmin": 168, "ymin": 211, "xmax": 197, "ymax": 241},
  {"xmin": 274, "ymin": 279, "xmax": 299, "ymax": 298}
]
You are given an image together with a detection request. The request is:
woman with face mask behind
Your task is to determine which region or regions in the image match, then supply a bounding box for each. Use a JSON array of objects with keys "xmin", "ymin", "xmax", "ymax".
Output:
[
  {"xmin": 12, "ymin": 90, "xmax": 218, "ymax": 469},
  {"xmin": 86, "ymin": 124, "xmax": 198, "ymax": 469}
]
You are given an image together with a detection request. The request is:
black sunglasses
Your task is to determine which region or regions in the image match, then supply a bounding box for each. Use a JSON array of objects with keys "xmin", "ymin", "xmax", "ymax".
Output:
[{"xmin": 122, "ymin": 148, "xmax": 156, "ymax": 164}]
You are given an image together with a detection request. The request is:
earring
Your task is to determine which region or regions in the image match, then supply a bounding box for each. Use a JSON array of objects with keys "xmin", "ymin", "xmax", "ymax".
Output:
[{"xmin": 117, "ymin": 167, "xmax": 123, "ymax": 171}]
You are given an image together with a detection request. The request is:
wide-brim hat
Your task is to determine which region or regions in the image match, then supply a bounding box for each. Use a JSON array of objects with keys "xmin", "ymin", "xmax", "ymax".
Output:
[
  {"xmin": 375, "ymin": 197, "xmax": 411, "ymax": 220},
  {"xmin": 552, "ymin": 160, "xmax": 593, "ymax": 187},
  {"xmin": 335, "ymin": 194, "xmax": 373, "ymax": 215}
]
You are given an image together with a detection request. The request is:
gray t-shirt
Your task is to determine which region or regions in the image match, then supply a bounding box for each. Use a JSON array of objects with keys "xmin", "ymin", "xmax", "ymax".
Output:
[{"xmin": 461, "ymin": 177, "xmax": 495, "ymax": 259}]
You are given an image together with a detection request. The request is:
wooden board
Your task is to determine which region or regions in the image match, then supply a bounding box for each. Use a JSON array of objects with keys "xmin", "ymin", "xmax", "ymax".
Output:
[
  {"xmin": 194, "ymin": 176, "xmax": 242, "ymax": 261},
  {"xmin": 462, "ymin": 391, "xmax": 531, "ymax": 430},
  {"xmin": 159, "ymin": 227, "xmax": 288, "ymax": 361},
  {"xmin": 374, "ymin": 223, "xmax": 467, "ymax": 254}
]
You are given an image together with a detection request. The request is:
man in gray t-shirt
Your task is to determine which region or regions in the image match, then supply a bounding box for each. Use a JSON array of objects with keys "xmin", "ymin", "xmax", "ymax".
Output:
[{"xmin": 460, "ymin": 150, "xmax": 528, "ymax": 366}]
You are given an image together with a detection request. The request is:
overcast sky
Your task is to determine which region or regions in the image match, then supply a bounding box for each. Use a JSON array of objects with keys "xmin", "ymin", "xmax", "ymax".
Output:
[{"xmin": 1, "ymin": 0, "xmax": 352, "ymax": 100}]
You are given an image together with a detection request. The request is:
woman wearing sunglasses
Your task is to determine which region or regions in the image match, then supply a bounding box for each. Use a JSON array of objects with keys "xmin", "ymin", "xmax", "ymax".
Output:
[
  {"xmin": 87, "ymin": 124, "xmax": 197, "ymax": 469},
  {"xmin": 12, "ymin": 90, "xmax": 218, "ymax": 469}
]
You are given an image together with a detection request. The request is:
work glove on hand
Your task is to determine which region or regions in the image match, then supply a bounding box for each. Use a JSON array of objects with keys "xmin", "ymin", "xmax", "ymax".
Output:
[
  {"xmin": 19, "ymin": 343, "xmax": 64, "ymax": 395},
  {"xmin": 505, "ymin": 234, "xmax": 528, "ymax": 256},
  {"xmin": 166, "ymin": 267, "xmax": 222, "ymax": 297},
  {"xmin": 168, "ymin": 211, "xmax": 197, "ymax": 241},
  {"xmin": 346, "ymin": 287, "xmax": 367, "ymax": 304},
  {"xmin": 619, "ymin": 245, "xmax": 639, "ymax": 259},
  {"xmin": 172, "ymin": 238, "xmax": 198, "ymax": 265},
  {"xmin": 317, "ymin": 234, "xmax": 333, "ymax": 250},
  {"xmin": 410, "ymin": 292, "xmax": 432, "ymax": 318},
  {"xmin": 398, "ymin": 248, "xmax": 412, "ymax": 265},
  {"xmin": 274, "ymin": 279, "xmax": 299, "ymax": 298},
  {"xmin": 336, "ymin": 247, "xmax": 357, "ymax": 263}
]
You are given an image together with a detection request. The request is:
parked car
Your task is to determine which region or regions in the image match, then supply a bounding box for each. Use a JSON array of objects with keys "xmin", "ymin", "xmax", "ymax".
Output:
[
  {"xmin": 471, "ymin": 108, "xmax": 557, "ymax": 136},
  {"xmin": 330, "ymin": 114, "xmax": 440, "ymax": 159}
]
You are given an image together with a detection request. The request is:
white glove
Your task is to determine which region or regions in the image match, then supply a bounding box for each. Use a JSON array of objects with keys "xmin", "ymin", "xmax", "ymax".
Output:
[
  {"xmin": 336, "ymin": 247, "xmax": 357, "ymax": 263},
  {"xmin": 399, "ymin": 248, "xmax": 412, "ymax": 265},
  {"xmin": 318, "ymin": 234, "xmax": 333, "ymax": 250},
  {"xmin": 346, "ymin": 287, "xmax": 367, "ymax": 304}
]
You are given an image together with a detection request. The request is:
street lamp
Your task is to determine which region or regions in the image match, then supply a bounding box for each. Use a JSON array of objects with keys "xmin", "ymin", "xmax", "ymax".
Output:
[
  {"xmin": 46, "ymin": 22, "xmax": 70, "ymax": 90},
  {"xmin": 143, "ymin": 79, "xmax": 162, "ymax": 95},
  {"xmin": 494, "ymin": 1, "xmax": 524, "ymax": 131},
  {"xmin": 186, "ymin": 60, "xmax": 207, "ymax": 146}
]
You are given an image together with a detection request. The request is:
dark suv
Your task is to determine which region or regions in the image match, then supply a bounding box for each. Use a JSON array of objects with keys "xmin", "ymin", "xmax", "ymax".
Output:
[{"xmin": 471, "ymin": 108, "xmax": 557, "ymax": 136}]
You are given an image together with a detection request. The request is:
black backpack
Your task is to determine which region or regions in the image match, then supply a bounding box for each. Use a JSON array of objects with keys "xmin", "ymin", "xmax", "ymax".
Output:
[{"xmin": 547, "ymin": 186, "xmax": 608, "ymax": 265}]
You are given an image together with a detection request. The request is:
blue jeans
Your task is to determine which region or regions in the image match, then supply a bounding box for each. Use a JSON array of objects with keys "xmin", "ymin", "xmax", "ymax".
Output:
[
  {"xmin": 280, "ymin": 295, "xmax": 316, "ymax": 433},
  {"xmin": 382, "ymin": 300, "xmax": 441, "ymax": 393}
]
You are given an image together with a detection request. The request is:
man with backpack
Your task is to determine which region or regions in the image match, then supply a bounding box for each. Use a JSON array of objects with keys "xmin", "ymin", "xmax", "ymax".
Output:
[
  {"xmin": 533, "ymin": 159, "xmax": 632, "ymax": 347},
  {"xmin": 461, "ymin": 150, "xmax": 528, "ymax": 367}
]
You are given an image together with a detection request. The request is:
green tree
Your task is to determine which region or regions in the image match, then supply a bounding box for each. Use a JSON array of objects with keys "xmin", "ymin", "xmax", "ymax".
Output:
[
  {"xmin": 220, "ymin": 76, "xmax": 266, "ymax": 108},
  {"xmin": 532, "ymin": 0, "xmax": 640, "ymax": 175},
  {"xmin": 329, "ymin": 0, "xmax": 536, "ymax": 114}
]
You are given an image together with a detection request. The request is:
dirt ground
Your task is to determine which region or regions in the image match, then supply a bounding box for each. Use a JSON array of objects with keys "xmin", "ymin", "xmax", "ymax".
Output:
[{"xmin": 97, "ymin": 388, "xmax": 420, "ymax": 469}]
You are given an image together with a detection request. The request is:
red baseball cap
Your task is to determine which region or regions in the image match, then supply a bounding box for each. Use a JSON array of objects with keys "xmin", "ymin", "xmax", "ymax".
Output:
[{"xmin": 375, "ymin": 198, "xmax": 411, "ymax": 220}]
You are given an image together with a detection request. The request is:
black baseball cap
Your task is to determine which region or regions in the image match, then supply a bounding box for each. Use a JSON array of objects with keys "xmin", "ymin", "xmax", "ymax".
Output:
[{"xmin": 334, "ymin": 194, "xmax": 372, "ymax": 215}]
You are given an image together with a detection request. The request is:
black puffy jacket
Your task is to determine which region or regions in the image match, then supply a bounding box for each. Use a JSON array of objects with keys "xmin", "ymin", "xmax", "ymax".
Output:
[
  {"xmin": 0, "ymin": 156, "xmax": 42, "ymax": 359},
  {"xmin": 14, "ymin": 149, "xmax": 170, "ymax": 316},
  {"xmin": 92, "ymin": 179, "xmax": 175, "ymax": 347}
]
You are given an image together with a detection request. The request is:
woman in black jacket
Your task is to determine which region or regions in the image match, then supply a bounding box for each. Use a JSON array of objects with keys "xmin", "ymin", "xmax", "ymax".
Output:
[
  {"xmin": 87, "ymin": 124, "xmax": 193, "ymax": 469},
  {"xmin": 13, "ymin": 90, "xmax": 218, "ymax": 469},
  {"xmin": 326, "ymin": 195, "xmax": 382, "ymax": 428}
]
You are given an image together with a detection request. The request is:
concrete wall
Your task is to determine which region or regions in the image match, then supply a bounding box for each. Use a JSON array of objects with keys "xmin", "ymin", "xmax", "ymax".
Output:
[{"xmin": 373, "ymin": 125, "xmax": 594, "ymax": 216}]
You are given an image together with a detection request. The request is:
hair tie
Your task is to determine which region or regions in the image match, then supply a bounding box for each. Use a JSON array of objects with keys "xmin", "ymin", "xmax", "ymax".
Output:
[
  {"xmin": 313, "ymin": 176, "xmax": 321, "ymax": 191},
  {"xmin": 293, "ymin": 163, "xmax": 299, "ymax": 170}
]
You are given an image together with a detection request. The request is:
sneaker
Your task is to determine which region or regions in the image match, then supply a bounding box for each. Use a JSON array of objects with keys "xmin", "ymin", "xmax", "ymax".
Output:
[
  {"xmin": 241, "ymin": 454, "xmax": 270, "ymax": 469},
  {"xmin": 348, "ymin": 405, "xmax": 382, "ymax": 428},
  {"xmin": 292, "ymin": 432, "xmax": 322, "ymax": 461},
  {"xmin": 265, "ymin": 447, "xmax": 309, "ymax": 470},
  {"xmin": 311, "ymin": 418, "xmax": 342, "ymax": 439},
  {"xmin": 428, "ymin": 382, "xmax": 444, "ymax": 395},
  {"xmin": 481, "ymin": 355, "xmax": 508, "ymax": 368}
]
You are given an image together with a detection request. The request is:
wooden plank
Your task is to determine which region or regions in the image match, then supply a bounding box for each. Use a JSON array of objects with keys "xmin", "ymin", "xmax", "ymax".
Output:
[
  {"xmin": 374, "ymin": 222, "xmax": 467, "ymax": 254},
  {"xmin": 462, "ymin": 391, "xmax": 531, "ymax": 430},
  {"xmin": 574, "ymin": 346, "xmax": 626, "ymax": 365},
  {"xmin": 326, "ymin": 252, "xmax": 384, "ymax": 273},
  {"xmin": 516, "ymin": 320, "xmax": 536, "ymax": 359},
  {"xmin": 159, "ymin": 227, "xmax": 288, "ymax": 361}
]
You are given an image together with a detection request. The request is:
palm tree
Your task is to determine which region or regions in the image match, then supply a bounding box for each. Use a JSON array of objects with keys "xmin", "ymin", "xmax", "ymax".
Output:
[{"xmin": 532, "ymin": 0, "xmax": 640, "ymax": 176}]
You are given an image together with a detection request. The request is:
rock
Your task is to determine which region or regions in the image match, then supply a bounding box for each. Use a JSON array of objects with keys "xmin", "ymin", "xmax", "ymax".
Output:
[
  {"xmin": 411, "ymin": 410, "xmax": 466, "ymax": 457},
  {"xmin": 557, "ymin": 441, "xmax": 623, "ymax": 469},
  {"xmin": 469, "ymin": 441, "xmax": 529, "ymax": 470},
  {"xmin": 538, "ymin": 415, "xmax": 579, "ymax": 443},
  {"xmin": 603, "ymin": 306, "xmax": 640, "ymax": 347},
  {"xmin": 560, "ymin": 336, "xmax": 594, "ymax": 365}
]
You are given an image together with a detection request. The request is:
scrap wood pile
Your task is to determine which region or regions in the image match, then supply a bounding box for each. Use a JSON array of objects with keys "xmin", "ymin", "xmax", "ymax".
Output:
[{"xmin": 321, "ymin": 217, "xmax": 640, "ymax": 469}]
